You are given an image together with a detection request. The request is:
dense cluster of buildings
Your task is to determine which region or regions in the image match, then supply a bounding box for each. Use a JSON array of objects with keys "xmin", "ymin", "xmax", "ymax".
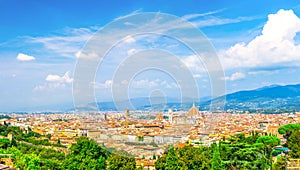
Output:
[{"xmin": 1, "ymin": 107, "xmax": 300, "ymax": 169}]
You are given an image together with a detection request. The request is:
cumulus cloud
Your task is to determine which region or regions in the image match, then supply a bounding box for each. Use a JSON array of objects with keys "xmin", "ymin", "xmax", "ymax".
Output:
[
  {"xmin": 181, "ymin": 55, "xmax": 205, "ymax": 72},
  {"xmin": 16, "ymin": 53, "xmax": 36, "ymax": 61},
  {"xmin": 221, "ymin": 9, "xmax": 300, "ymax": 69},
  {"xmin": 223, "ymin": 72, "xmax": 245, "ymax": 81},
  {"xmin": 131, "ymin": 79, "xmax": 178, "ymax": 89},
  {"xmin": 46, "ymin": 71, "xmax": 73, "ymax": 83},
  {"xmin": 33, "ymin": 83, "xmax": 66, "ymax": 92},
  {"xmin": 75, "ymin": 51, "xmax": 99, "ymax": 60},
  {"xmin": 92, "ymin": 80, "xmax": 113, "ymax": 89}
]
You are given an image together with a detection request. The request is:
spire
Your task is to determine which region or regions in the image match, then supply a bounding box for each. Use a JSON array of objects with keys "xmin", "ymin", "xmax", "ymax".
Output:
[{"xmin": 125, "ymin": 108, "xmax": 129, "ymax": 128}]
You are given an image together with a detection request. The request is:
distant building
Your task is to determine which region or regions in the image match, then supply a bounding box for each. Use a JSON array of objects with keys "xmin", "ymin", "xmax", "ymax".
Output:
[{"xmin": 188, "ymin": 103, "xmax": 200, "ymax": 116}]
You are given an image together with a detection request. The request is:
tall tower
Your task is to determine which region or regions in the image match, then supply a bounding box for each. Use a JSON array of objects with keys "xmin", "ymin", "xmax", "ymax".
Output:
[
  {"xmin": 125, "ymin": 108, "xmax": 130, "ymax": 128},
  {"xmin": 168, "ymin": 108, "xmax": 173, "ymax": 124}
]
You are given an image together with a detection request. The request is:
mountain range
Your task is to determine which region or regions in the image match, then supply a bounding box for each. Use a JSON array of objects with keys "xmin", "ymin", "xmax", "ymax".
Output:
[
  {"xmin": 202, "ymin": 84, "xmax": 300, "ymax": 112},
  {"xmin": 74, "ymin": 84, "xmax": 300, "ymax": 112}
]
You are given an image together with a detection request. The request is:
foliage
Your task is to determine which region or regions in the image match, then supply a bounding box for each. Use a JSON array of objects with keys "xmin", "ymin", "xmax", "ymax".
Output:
[
  {"xmin": 211, "ymin": 144, "xmax": 222, "ymax": 170},
  {"xmin": 0, "ymin": 138, "xmax": 11, "ymax": 149},
  {"xmin": 154, "ymin": 134, "xmax": 277, "ymax": 170},
  {"xmin": 2, "ymin": 143, "xmax": 66, "ymax": 169},
  {"xmin": 273, "ymin": 156, "xmax": 286, "ymax": 170},
  {"xmin": 287, "ymin": 130, "xmax": 300, "ymax": 158},
  {"xmin": 107, "ymin": 150, "xmax": 136, "ymax": 170},
  {"xmin": 256, "ymin": 135, "xmax": 280, "ymax": 146},
  {"xmin": 278, "ymin": 124, "xmax": 300, "ymax": 134},
  {"xmin": 155, "ymin": 145, "xmax": 212, "ymax": 170},
  {"xmin": 0, "ymin": 124, "xmax": 65, "ymax": 147},
  {"xmin": 63, "ymin": 137, "xmax": 108, "ymax": 169}
]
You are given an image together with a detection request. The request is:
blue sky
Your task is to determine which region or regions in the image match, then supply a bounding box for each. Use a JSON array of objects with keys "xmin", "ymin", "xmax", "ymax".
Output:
[{"xmin": 1, "ymin": 0, "xmax": 300, "ymax": 111}]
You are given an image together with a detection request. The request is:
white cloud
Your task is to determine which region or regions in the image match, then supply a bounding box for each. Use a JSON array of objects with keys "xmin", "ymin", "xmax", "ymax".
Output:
[
  {"xmin": 191, "ymin": 16, "xmax": 258, "ymax": 28},
  {"xmin": 132, "ymin": 79, "xmax": 159, "ymax": 88},
  {"xmin": 131, "ymin": 79, "xmax": 178, "ymax": 89},
  {"xmin": 223, "ymin": 72, "xmax": 245, "ymax": 81},
  {"xmin": 29, "ymin": 27, "xmax": 95, "ymax": 58},
  {"xmin": 181, "ymin": 9, "xmax": 259, "ymax": 28},
  {"xmin": 124, "ymin": 36, "xmax": 136, "ymax": 43},
  {"xmin": 93, "ymin": 80, "xmax": 113, "ymax": 89},
  {"xmin": 75, "ymin": 51, "xmax": 100, "ymax": 60},
  {"xmin": 221, "ymin": 9, "xmax": 300, "ymax": 69},
  {"xmin": 114, "ymin": 9, "xmax": 142, "ymax": 21},
  {"xmin": 182, "ymin": 9, "xmax": 225, "ymax": 20},
  {"xmin": 46, "ymin": 71, "xmax": 73, "ymax": 83},
  {"xmin": 34, "ymin": 71, "xmax": 73, "ymax": 92},
  {"xmin": 181, "ymin": 55, "xmax": 205, "ymax": 72},
  {"xmin": 33, "ymin": 83, "xmax": 66, "ymax": 92},
  {"xmin": 248, "ymin": 70, "xmax": 279, "ymax": 75},
  {"xmin": 16, "ymin": 53, "xmax": 36, "ymax": 61}
]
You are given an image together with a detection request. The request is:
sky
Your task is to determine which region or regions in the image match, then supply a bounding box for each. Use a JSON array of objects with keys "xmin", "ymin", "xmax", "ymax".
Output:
[{"xmin": 1, "ymin": 0, "xmax": 300, "ymax": 111}]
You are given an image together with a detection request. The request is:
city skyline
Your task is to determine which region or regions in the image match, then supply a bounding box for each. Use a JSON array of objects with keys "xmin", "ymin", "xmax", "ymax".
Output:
[{"xmin": 1, "ymin": 1, "xmax": 300, "ymax": 111}]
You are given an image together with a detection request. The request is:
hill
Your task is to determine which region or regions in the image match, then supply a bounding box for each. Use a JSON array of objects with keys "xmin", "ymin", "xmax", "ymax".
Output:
[{"xmin": 202, "ymin": 84, "xmax": 300, "ymax": 112}]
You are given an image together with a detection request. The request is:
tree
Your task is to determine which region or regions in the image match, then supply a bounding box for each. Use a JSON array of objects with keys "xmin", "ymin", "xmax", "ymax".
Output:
[
  {"xmin": 256, "ymin": 136, "xmax": 280, "ymax": 157},
  {"xmin": 0, "ymin": 138, "xmax": 10, "ymax": 149},
  {"xmin": 278, "ymin": 124, "xmax": 300, "ymax": 140},
  {"xmin": 17, "ymin": 153, "xmax": 41, "ymax": 170},
  {"xmin": 165, "ymin": 147, "xmax": 179, "ymax": 169},
  {"xmin": 211, "ymin": 144, "xmax": 222, "ymax": 170},
  {"xmin": 278, "ymin": 124, "xmax": 300, "ymax": 134},
  {"xmin": 155, "ymin": 155, "xmax": 166, "ymax": 170},
  {"xmin": 46, "ymin": 134, "xmax": 51, "ymax": 140},
  {"xmin": 287, "ymin": 130, "xmax": 300, "ymax": 158},
  {"xmin": 273, "ymin": 156, "xmax": 286, "ymax": 170},
  {"xmin": 63, "ymin": 137, "xmax": 108, "ymax": 169},
  {"xmin": 107, "ymin": 150, "xmax": 136, "ymax": 170},
  {"xmin": 256, "ymin": 135, "xmax": 280, "ymax": 168},
  {"xmin": 153, "ymin": 153, "xmax": 156, "ymax": 160},
  {"xmin": 155, "ymin": 145, "xmax": 211, "ymax": 170}
]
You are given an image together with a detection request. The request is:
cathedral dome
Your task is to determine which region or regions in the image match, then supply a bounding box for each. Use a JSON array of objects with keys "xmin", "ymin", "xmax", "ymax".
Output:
[{"xmin": 188, "ymin": 103, "xmax": 200, "ymax": 116}]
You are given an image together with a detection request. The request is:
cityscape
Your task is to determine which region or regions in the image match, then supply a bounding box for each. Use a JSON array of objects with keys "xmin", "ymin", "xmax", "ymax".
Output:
[{"xmin": 1, "ymin": 0, "xmax": 300, "ymax": 170}]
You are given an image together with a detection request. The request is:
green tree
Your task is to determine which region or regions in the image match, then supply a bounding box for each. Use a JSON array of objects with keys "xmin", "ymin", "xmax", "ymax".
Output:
[
  {"xmin": 287, "ymin": 130, "xmax": 300, "ymax": 158},
  {"xmin": 256, "ymin": 135, "xmax": 280, "ymax": 169},
  {"xmin": 211, "ymin": 144, "xmax": 222, "ymax": 170},
  {"xmin": 273, "ymin": 156, "xmax": 286, "ymax": 170},
  {"xmin": 107, "ymin": 150, "xmax": 136, "ymax": 170},
  {"xmin": 278, "ymin": 124, "xmax": 300, "ymax": 140},
  {"xmin": 0, "ymin": 138, "xmax": 10, "ymax": 149},
  {"xmin": 17, "ymin": 153, "xmax": 41, "ymax": 170},
  {"xmin": 155, "ymin": 155, "xmax": 166, "ymax": 170},
  {"xmin": 46, "ymin": 134, "xmax": 51, "ymax": 140},
  {"xmin": 63, "ymin": 137, "xmax": 108, "ymax": 169},
  {"xmin": 155, "ymin": 145, "xmax": 211, "ymax": 170},
  {"xmin": 165, "ymin": 147, "xmax": 179, "ymax": 169}
]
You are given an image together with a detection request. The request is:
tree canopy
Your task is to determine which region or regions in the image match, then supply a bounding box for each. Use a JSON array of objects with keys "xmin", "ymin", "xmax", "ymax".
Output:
[{"xmin": 278, "ymin": 124, "xmax": 300, "ymax": 134}]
